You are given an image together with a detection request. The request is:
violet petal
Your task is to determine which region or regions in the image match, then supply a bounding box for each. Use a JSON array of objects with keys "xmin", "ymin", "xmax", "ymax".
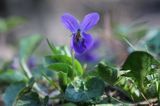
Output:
[
  {"xmin": 80, "ymin": 12, "xmax": 100, "ymax": 32},
  {"xmin": 71, "ymin": 33, "xmax": 93, "ymax": 54},
  {"xmin": 61, "ymin": 13, "xmax": 79, "ymax": 33}
]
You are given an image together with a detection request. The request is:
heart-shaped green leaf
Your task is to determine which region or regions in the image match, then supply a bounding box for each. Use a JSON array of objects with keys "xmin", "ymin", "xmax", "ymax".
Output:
[
  {"xmin": 13, "ymin": 78, "xmax": 47, "ymax": 106},
  {"xmin": 122, "ymin": 51, "xmax": 159, "ymax": 89},
  {"xmin": 2, "ymin": 82, "xmax": 25, "ymax": 106},
  {"xmin": 64, "ymin": 77, "xmax": 105, "ymax": 103}
]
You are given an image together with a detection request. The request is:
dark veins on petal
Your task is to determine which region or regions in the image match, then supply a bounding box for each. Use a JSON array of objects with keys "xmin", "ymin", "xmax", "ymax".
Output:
[{"xmin": 74, "ymin": 29, "xmax": 87, "ymax": 49}]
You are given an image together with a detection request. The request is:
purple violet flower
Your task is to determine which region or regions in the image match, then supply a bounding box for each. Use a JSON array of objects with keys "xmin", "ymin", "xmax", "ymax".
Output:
[
  {"xmin": 76, "ymin": 39, "xmax": 100, "ymax": 62},
  {"xmin": 61, "ymin": 12, "xmax": 100, "ymax": 54}
]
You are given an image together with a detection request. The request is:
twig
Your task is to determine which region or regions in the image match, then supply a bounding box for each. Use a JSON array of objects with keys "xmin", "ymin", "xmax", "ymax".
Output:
[
  {"xmin": 140, "ymin": 92, "xmax": 151, "ymax": 105},
  {"xmin": 133, "ymin": 98, "xmax": 157, "ymax": 106}
]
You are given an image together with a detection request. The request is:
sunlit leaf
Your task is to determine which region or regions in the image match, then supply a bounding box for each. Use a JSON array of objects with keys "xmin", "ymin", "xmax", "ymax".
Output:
[
  {"xmin": 47, "ymin": 39, "xmax": 71, "ymax": 56},
  {"xmin": 45, "ymin": 55, "xmax": 83, "ymax": 76},
  {"xmin": 58, "ymin": 71, "xmax": 70, "ymax": 92},
  {"xmin": 116, "ymin": 76, "xmax": 140, "ymax": 100},
  {"xmin": 48, "ymin": 63, "xmax": 74, "ymax": 79}
]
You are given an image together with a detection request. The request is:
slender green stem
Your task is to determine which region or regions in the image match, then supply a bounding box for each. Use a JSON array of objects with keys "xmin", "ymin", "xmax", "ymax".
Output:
[
  {"xmin": 20, "ymin": 60, "xmax": 32, "ymax": 79},
  {"xmin": 41, "ymin": 71, "xmax": 62, "ymax": 92},
  {"xmin": 71, "ymin": 49, "xmax": 75, "ymax": 73},
  {"xmin": 20, "ymin": 59, "xmax": 47, "ymax": 97}
]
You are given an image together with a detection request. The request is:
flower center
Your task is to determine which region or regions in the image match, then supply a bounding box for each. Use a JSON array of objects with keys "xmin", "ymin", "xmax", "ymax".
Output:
[
  {"xmin": 75, "ymin": 29, "xmax": 82, "ymax": 42},
  {"xmin": 74, "ymin": 29, "xmax": 86, "ymax": 49}
]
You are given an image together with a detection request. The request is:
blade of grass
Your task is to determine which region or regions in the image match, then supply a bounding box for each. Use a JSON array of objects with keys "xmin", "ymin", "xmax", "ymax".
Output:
[
  {"xmin": 122, "ymin": 36, "xmax": 136, "ymax": 51},
  {"xmin": 46, "ymin": 39, "xmax": 59, "ymax": 54},
  {"xmin": 41, "ymin": 70, "xmax": 62, "ymax": 93}
]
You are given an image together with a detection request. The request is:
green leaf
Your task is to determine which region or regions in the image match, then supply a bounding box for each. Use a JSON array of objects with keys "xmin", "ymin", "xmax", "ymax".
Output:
[
  {"xmin": 46, "ymin": 39, "xmax": 60, "ymax": 55},
  {"xmin": 64, "ymin": 77, "xmax": 105, "ymax": 103},
  {"xmin": 19, "ymin": 35, "xmax": 43, "ymax": 61},
  {"xmin": 2, "ymin": 82, "xmax": 25, "ymax": 106},
  {"xmin": 16, "ymin": 78, "xmax": 35, "ymax": 98},
  {"xmin": 45, "ymin": 55, "xmax": 83, "ymax": 76},
  {"xmin": 58, "ymin": 72, "xmax": 70, "ymax": 92},
  {"xmin": 122, "ymin": 51, "xmax": 159, "ymax": 89},
  {"xmin": 116, "ymin": 76, "xmax": 140, "ymax": 100},
  {"xmin": 48, "ymin": 63, "xmax": 73, "ymax": 78},
  {"xmin": 45, "ymin": 55, "xmax": 82, "ymax": 90},
  {"xmin": 13, "ymin": 78, "xmax": 47, "ymax": 106},
  {"xmin": 0, "ymin": 70, "xmax": 27, "ymax": 84},
  {"xmin": 97, "ymin": 62, "xmax": 118, "ymax": 85},
  {"xmin": 15, "ymin": 91, "xmax": 42, "ymax": 106},
  {"xmin": 46, "ymin": 39, "xmax": 71, "ymax": 56},
  {"xmin": 146, "ymin": 72, "xmax": 160, "ymax": 98}
]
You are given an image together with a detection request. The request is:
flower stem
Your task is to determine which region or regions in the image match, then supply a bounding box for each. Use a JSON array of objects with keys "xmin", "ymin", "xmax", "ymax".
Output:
[{"xmin": 71, "ymin": 49, "xmax": 75, "ymax": 75}]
